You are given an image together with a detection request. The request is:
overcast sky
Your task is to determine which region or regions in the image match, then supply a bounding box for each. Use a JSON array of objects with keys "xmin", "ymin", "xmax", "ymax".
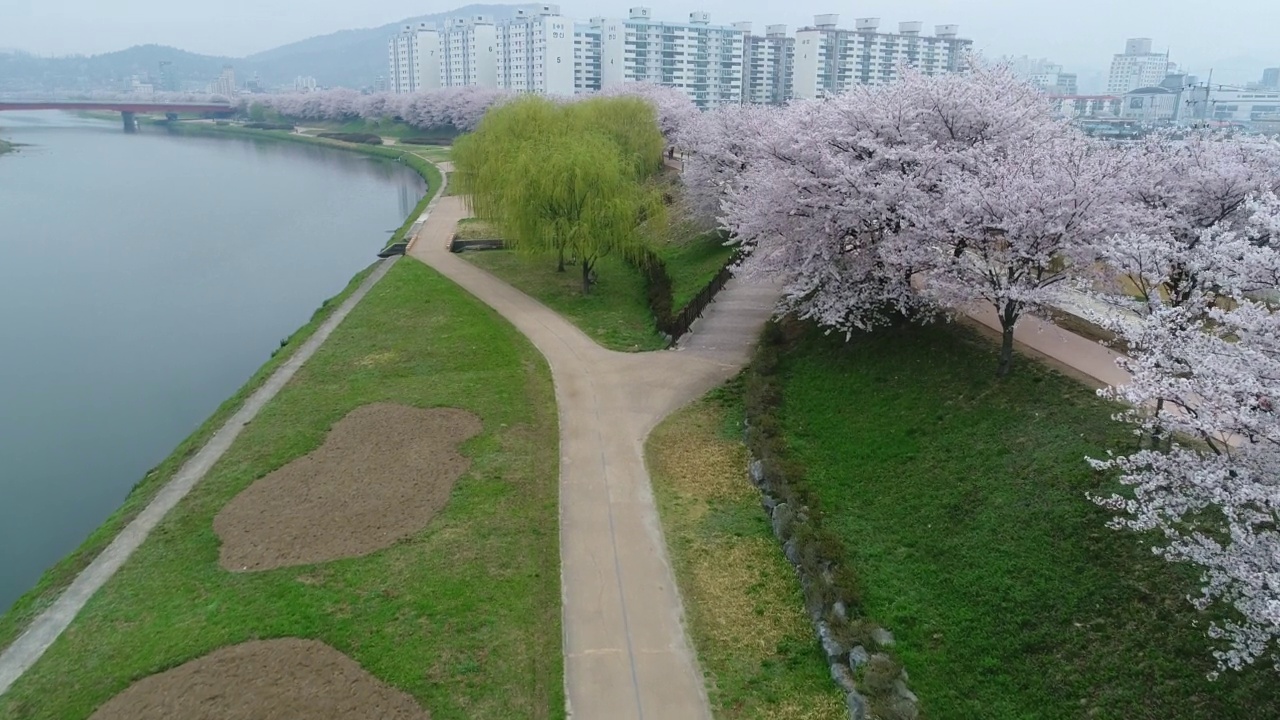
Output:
[{"xmin": 3, "ymin": 0, "xmax": 1277, "ymax": 81}]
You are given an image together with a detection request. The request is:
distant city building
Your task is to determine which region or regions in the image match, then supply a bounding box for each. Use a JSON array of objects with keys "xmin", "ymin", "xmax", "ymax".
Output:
[
  {"xmin": 212, "ymin": 65, "xmax": 236, "ymax": 96},
  {"xmin": 1206, "ymin": 87, "xmax": 1280, "ymax": 125},
  {"xmin": 1015, "ymin": 60, "xmax": 1078, "ymax": 96},
  {"xmin": 1047, "ymin": 95, "xmax": 1123, "ymax": 119},
  {"xmin": 496, "ymin": 5, "xmax": 575, "ymax": 95},
  {"xmin": 1262, "ymin": 67, "xmax": 1280, "ymax": 89},
  {"xmin": 158, "ymin": 61, "xmax": 179, "ymax": 92},
  {"xmin": 383, "ymin": 7, "xmax": 970, "ymax": 107},
  {"xmin": 792, "ymin": 15, "xmax": 971, "ymax": 100},
  {"xmin": 373, "ymin": 75, "xmax": 389, "ymax": 93},
  {"xmin": 1106, "ymin": 38, "xmax": 1173, "ymax": 95},
  {"xmin": 127, "ymin": 75, "xmax": 154, "ymax": 96},
  {"xmin": 1121, "ymin": 85, "xmax": 1179, "ymax": 123},
  {"xmin": 736, "ymin": 22, "xmax": 794, "ymax": 105},
  {"xmin": 295, "ymin": 76, "xmax": 318, "ymax": 92}
]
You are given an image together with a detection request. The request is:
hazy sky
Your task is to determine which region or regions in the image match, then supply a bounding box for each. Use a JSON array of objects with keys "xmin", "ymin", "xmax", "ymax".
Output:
[{"xmin": 3, "ymin": 0, "xmax": 1277, "ymax": 81}]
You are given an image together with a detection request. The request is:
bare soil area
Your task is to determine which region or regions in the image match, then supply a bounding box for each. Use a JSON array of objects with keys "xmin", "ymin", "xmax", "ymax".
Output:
[
  {"xmin": 214, "ymin": 403, "xmax": 482, "ymax": 571},
  {"xmin": 88, "ymin": 638, "xmax": 430, "ymax": 720}
]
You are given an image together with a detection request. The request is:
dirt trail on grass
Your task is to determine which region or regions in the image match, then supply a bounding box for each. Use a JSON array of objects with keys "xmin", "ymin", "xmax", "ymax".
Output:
[
  {"xmin": 214, "ymin": 403, "xmax": 482, "ymax": 571},
  {"xmin": 89, "ymin": 639, "xmax": 431, "ymax": 720},
  {"xmin": 406, "ymin": 193, "xmax": 781, "ymax": 720}
]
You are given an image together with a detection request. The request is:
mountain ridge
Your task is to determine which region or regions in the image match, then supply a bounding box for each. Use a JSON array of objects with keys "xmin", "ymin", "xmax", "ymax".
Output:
[{"xmin": 0, "ymin": 4, "xmax": 538, "ymax": 92}]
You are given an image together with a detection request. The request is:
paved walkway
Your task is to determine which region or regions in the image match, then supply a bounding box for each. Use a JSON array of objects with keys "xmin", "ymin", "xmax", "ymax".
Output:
[{"xmin": 406, "ymin": 196, "xmax": 780, "ymax": 720}]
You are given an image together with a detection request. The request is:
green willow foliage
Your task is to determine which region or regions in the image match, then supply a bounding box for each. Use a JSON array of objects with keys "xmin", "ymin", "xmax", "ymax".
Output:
[{"xmin": 453, "ymin": 96, "xmax": 667, "ymax": 293}]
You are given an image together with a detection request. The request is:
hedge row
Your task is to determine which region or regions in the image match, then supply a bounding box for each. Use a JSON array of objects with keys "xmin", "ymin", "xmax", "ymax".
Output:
[
  {"xmin": 316, "ymin": 132, "xmax": 383, "ymax": 145},
  {"xmin": 632, "ymin": 247, "xmax": 737, "ymax": 344},
  {"xmin": 743, "ymin": 319, "xmax": 921, "ymax": 720}
]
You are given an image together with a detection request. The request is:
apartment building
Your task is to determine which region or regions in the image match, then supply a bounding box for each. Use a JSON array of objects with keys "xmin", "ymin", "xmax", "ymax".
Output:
[
  {"xmin": 440, "ymin": 15, "xmax": 498, "ymax": 88},
  {"xmin": 735, "ymin": 23, "xmax": 794, "ymax": 105},
  {"xmin": 496, "ymin": 5, "xmax": 576, "ymax": 95},
  {"xmin": 574, "ymin": 23, "xmax": 603, "ymax": 94},
  {"xmin": 792, "ymin": 15, "xmax": 971, "ymax": 99},
  {"xmin": 1106, "ymin": 38, "xmax": 1173, "ymax": 95},
  {"xmin": 386, "ymin": 8, "xmax": 973, "ymax": 104},
  {"xmin": 594, "ymin": 8, "xmax": 745, "ymax": 109},
  {"xmin": 387, "ymin": 23, "xmax": 441, "ymax": 94}
]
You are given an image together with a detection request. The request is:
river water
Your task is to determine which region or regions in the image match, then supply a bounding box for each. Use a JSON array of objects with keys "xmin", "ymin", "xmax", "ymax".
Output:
[{"xmin": 0, "ymin": 113, "xmax": 425, "ymax": 613}]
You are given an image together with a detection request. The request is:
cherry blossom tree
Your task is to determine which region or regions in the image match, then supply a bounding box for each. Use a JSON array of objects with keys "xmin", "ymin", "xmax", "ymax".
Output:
[
  {"xmin": 1091, "ymin": 196, "xmax": 1280, "ymax": 675},
  {"xmin": 919, "ymin": 128, "xmax": 1126, "ymax": 376},
  {"xmin": 249, "ymin": 87, "xmax": 510, "ymax": 132},
  {"xmin": 1093, "ymin": 129, "xmax": 1280, "ymax": 309}
]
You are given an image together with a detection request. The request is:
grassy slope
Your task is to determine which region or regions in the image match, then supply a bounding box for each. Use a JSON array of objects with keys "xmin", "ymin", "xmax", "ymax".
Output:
[
  {"xmin": 0, "ymin": 265, "xmax": 376, "ymax": 652},
  {"xmin": 0, "ymin": 260, "xmax": 562, "ymax": 720},
  {"xmin": 774, "ymin": 322, "xmax": 1280, "ymax": 719},
  {"xmin": 648, "ymin": 388, "xmax": 845, "ymax": 720},
  {"xmin": 657, "ymin": 230, "xmax": 737, "ymax": 310},
  {"xmin": 463, "ymin": 251, "xmax": 665, "ymax": 352}
]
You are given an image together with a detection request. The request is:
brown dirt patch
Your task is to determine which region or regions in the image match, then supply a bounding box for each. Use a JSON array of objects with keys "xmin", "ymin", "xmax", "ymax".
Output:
[
  {"xmin": 214, "ymin": 403, "xmax": 482, "ymax": 571},
  {"xmin": 88, "ymin": 638, "xmax": 430, "ymax": 720}
]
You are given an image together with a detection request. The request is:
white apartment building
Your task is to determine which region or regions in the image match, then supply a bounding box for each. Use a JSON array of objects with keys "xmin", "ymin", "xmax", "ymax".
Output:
[
  {"xmin": 496, "ymin": 6, "xmax": 576, "ymax": 95},
  {"xmin": 595, "ymin": 8, "xmax": 745, "ymax": 109},
  {"xmin": 792, "ymin": 16, "xmax": 971, "ymax": 99},
  {"xmin": 387, "ymin": 23, "xmax": 441, "ymax": 94},
  {"xmin": 735, "ymin": 23, "xmax": 794, "ymax": 105},
  {"xmin": 1106, "ymin": 38, "xmax": 1172, "ymax": 95},
  {"xmin": 440, "ymin": 16, "xmax": 498, "ymax": 88}
]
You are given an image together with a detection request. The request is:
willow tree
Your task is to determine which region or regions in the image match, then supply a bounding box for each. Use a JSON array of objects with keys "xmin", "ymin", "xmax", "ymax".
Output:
[{"xmin": 453, "ymin": 95, "xmax": 666, "ymax": 290}]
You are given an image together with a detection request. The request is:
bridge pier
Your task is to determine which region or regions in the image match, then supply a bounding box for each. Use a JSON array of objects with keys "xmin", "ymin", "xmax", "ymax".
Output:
[{"xmin": 121, "ymin": 111, "xmax": 137, "ymax": 133}]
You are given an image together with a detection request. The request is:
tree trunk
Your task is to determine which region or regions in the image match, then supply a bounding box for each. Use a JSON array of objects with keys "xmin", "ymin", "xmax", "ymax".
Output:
[
  {"xmin": 998, "ymin": 324, "xmax": 1015, "ymax": 378},
  {"xmin": 997, "ymin": 302, "xmax": 1019, "ymax": 378},
  {"xmin": 1149, "ymin": 397, "xmax": 1165, "ymax": 450},
  {"xmin": 557, "ymin": 246, "xmax": 566, "ymax": 273},
  {"xmin": 581, "ymin": 259, "xmax": 592, "ymax": 295}
]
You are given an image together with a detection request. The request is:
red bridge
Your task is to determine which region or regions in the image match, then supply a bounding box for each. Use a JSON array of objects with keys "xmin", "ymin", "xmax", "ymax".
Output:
[{"xmin": 0, "ymin": 100, "xmax": 236, "ymax": 131}]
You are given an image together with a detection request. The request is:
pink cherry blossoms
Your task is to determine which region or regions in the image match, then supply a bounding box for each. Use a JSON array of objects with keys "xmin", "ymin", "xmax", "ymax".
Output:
[{"xmin": 243, "ymin": 86, "xmax": 513, "ymax": 132}]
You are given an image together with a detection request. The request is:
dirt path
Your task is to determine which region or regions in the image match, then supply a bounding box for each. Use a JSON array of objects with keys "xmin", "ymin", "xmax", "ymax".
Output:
[{"xmin": 406, "ymin": 196, "xmax": 780, "ymax": 720}]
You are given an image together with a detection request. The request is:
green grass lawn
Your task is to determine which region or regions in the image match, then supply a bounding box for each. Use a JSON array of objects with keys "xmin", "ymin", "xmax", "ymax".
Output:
[
  {"xmin": 647, "ymin": 388, "xmax": 845, "ymax": 720},
  {"xmin": 0, "ymin": 260, "xmax": 562, "ymax": 720},
  {"xmin": 772, "ymin": 321, "xmax": 1280, "ymax": 719},
  {"xmin": 656, "ymin": 230, "xmax": 737, "ymax": 310},
  {"xmin": 463, "ymin": 250, "xmax": 665, "ymax": 351}
]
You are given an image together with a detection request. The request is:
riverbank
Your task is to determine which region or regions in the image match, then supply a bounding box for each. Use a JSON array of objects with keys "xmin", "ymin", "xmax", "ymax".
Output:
[
  {"xmin": 0, "ymin": 121, "xmax": 442, "ymax": 654},
  {"xmin": 0, "ymin": 260, "xmax": 563, "ymax": 719},
  {"xmin": 161, "ymin": 120, "xmax": 442, "ymax": 248},
  {"xmin": 0, "ymin": 139, "xmax": 13, "ymax": 155}
]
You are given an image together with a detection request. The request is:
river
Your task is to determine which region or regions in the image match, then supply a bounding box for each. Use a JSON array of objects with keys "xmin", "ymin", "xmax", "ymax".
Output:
[{"xmin": 0, "ymin": 113, "xmax": 425, "ymax": 613}]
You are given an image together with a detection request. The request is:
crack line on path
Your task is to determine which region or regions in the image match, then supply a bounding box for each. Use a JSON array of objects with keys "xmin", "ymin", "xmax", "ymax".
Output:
[{"xmin": 587, "ymin": 376, "xmax": 648, "ymax": 720}]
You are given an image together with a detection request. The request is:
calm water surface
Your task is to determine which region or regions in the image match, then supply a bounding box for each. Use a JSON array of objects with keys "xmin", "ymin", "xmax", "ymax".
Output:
[{"xmin": 0, "ymin": 113, "xmax": 425, "ymax": 611}]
